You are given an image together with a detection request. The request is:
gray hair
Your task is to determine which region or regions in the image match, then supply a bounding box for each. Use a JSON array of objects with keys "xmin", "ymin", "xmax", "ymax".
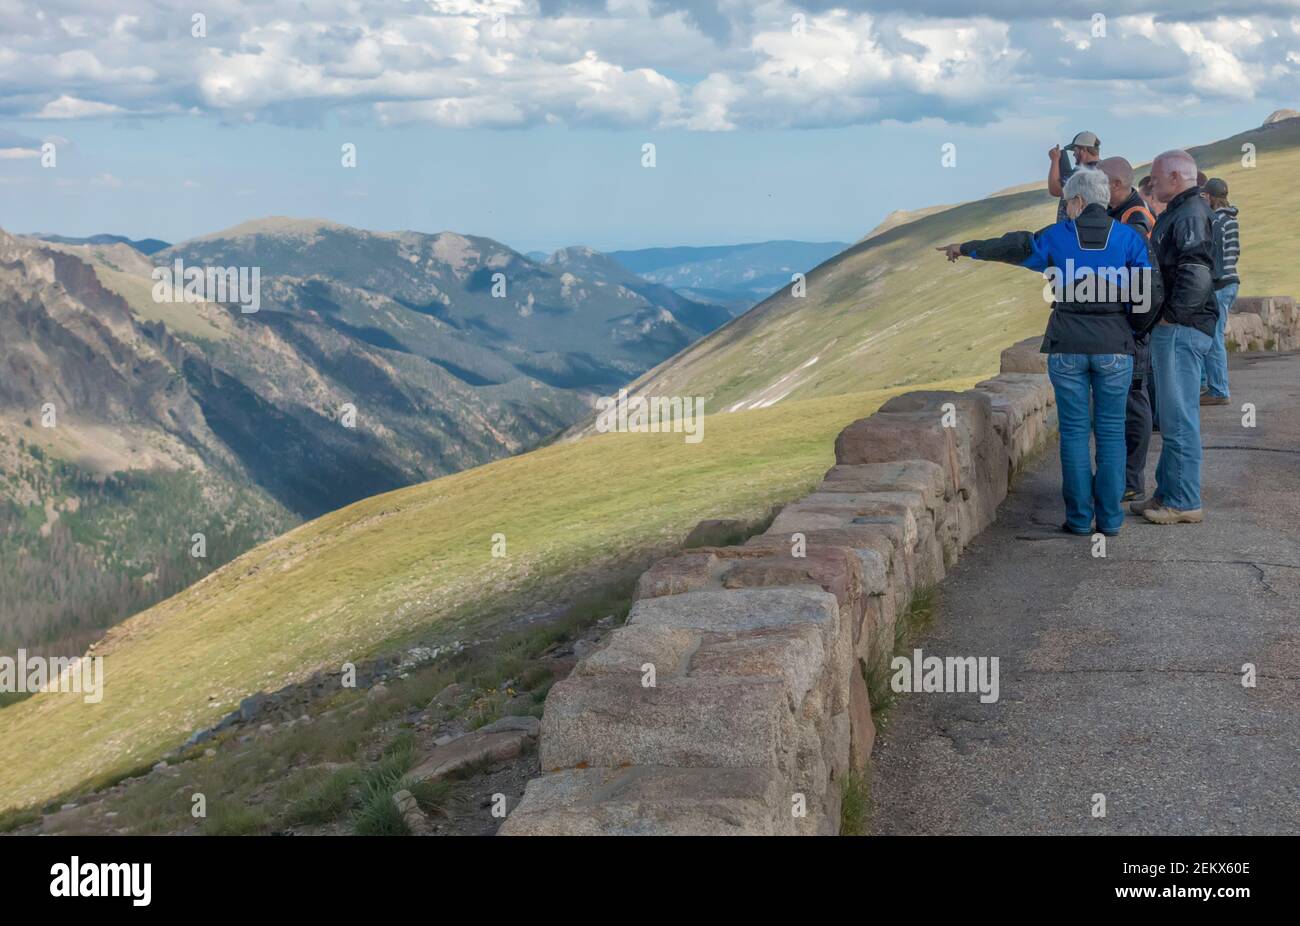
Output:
[
  {"xmin": 1153, "ymin": 149, "xmax": 1198, "ymax": 184},
  {"xmin": 1063, "ymin": 166, "xmax": 1110, "ymax": 209}
]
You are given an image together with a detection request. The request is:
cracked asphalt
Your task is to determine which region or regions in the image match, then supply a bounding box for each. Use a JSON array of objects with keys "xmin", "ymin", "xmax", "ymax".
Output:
[{"xmin": 869, "ymin": 351, "xmax": 1300, "ymax": 835}]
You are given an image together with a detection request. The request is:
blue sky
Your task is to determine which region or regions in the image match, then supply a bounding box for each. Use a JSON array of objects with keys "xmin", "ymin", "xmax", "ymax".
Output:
[{"xmin": 1, "ymin": 1, "xmax": 1297, "ymax": 253}]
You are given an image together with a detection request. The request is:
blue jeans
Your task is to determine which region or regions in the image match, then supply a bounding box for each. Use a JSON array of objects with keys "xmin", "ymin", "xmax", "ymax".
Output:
[
  {"xmin": 1202, "ymin": 283, "xmax": 1237, "ymax": 398},
  {"xmin": 1047, "ymin": 352, "xmax": 1133, "ymax": 534},
  {"xmin": 1151, "ymin": 323, "xmax": 1213, "ymax": 511}
]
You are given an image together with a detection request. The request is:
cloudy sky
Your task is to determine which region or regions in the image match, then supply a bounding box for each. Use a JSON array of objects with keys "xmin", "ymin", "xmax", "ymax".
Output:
[{"xmin": 1, "ymin": 0, "xmax": 1298, "ymax": 250}]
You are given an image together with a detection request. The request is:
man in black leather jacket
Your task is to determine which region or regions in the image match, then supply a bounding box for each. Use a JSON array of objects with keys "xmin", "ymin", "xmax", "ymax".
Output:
[{"xmin": 1134, "ymin": 150, "xmax": 1217, "ymax": 526}]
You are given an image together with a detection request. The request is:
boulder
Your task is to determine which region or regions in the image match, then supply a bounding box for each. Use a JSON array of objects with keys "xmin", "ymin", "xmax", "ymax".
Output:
[
  {"xmin": 762, "ymin": 511, "xmax": 915, "ymax": 617},
  {"xmin": 718, "ymin": 543, "xmax": 866, "ymax": 627},
  {"xmin": 999, "ymin": 336, "xmax": 1047, "ymax": 373},
  {"xmin": 873, "ymin": 389, "xmax": 1009, "ymax": 543},
  {"xmin": 392, "ymin": 789, "xmax": 432, "ymax": 835},
  {"xmin": 539, "ymin": 674, "xmax": 794, "ymax": 771},
  {"xmin": 432, "ymin": 683, "xmax": 463, "ymax": 707},
  {"xmin": 848, "ymin": 664, "xmax": 875, "ymax": 771},
  {"xmin": 406, "ymin": 729, "xmax": 533, "ymax": 783},
  {"xmin": 974, "ymin": 374, "xmax": 1055, "ymax": 472},
  {"xmin": 627, "ymin": 586, "xmax": 840, "ymax": 639},
  {"xmin": 746, "ymin": 526, "xmax": 898, "ymax": 669},
  {"xmin": 820, "ymin": 460, "xmax": 949, "ymax": 505},
  {"xmin": 635, "ymin": 550, "xmax": 716, "ymax": 600},
  {"xmin": 498, "ymin": 766, "xmax": 794, "ymax": 836},
  {"xmin": 1226, "ymin": 312, "xmax": 1266, "ymax": 351},
  {"xmin": 689, "ymin": 624, "xmax": 829, "ymax": 713},
  {"xmin": 238, "ymin": 692, "xmax": 267, "ymax": 723},
  {"xmin": 820, "ymin": 461, "xmax": 957, "ymax": 567},
  {"xmin": 835, "ymin": 412, "xmax": 964, "ymax": 497},
  {"xmin": 578, "ymin": 624, "xmax": 698, "ymax": 678},
  {"xmin": 478, "ymin": 715, "xmax": 541, "ymax": 737}
]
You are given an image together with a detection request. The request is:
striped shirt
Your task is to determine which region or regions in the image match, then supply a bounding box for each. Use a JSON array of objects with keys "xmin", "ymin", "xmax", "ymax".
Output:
[{"xmin": 1212, "ymin": 205, "xmax": 1240, "ymax": 288}]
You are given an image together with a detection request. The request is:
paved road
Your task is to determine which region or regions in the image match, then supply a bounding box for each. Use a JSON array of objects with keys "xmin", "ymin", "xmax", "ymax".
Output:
[{"xmin": 870, "ymin": 351, "xmax": 1300, "ymax": 835}]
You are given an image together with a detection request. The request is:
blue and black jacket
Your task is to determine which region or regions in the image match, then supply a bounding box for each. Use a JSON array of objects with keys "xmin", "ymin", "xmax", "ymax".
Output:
[{"xmin": 959, "ymin": 203, "xmax": 1164, "ymax": 355}]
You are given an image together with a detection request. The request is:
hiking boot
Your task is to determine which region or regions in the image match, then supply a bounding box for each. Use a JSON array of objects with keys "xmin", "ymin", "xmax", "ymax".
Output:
[
  {"xmin": 1200, "ymin": 394, "xmax": 1230, "ymax": 406},
  {"xmin": 1129, "ymin": 495, "xmax": 1161, "ymax": 515},
  {"xmin": 1142, "ymin": 505, "xmax": 1204, "ymax": 525}
]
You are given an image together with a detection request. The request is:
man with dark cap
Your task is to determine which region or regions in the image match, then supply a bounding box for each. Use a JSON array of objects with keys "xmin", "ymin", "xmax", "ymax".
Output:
[
  {"xmin": 1200, "ymin": 177, "xmax": 1239, "ymax": 405},
  {"xmin": 1049, "ymin": 131, "xmax": 1102, "ymax": 222}
]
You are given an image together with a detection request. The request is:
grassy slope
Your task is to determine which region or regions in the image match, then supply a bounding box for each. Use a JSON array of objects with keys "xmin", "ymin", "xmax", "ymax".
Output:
[
  {"xmin": 611, "ymin": 189, "xmax": 1058, "ymax": 414},
  {"xmin": 1180, "ymin": 118, "xmax": 1300, "ymax": 299},
  {"xmin": 0, "ymin": 378, "xmax": 977, "ymax": 810},
  {"xmin": 4, "ymin": 117, "xmax": 1296, "ymax": 813},
  {"xmin": 618, "ymin": 118, "xmax": 1300, "ymax": 415}
]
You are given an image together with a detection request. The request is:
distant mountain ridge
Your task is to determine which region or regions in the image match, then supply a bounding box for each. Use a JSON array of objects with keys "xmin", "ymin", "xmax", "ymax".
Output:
[
  {"xmin": 159, "ymin": 218, "xmax": 726, "ymax": 392},
  {"xmin": 608, "ymin": 240, "xmax": 850, "ymax": 305},
  {"xmin": 28, "ymin": 233, "xmax": 171, "ymax": 255}
]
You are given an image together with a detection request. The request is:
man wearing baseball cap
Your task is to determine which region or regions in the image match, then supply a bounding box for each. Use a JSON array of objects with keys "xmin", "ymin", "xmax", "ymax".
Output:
[{"xmin": 1049, "ymin": 131, "xmax": 1102, "ymax": 222}]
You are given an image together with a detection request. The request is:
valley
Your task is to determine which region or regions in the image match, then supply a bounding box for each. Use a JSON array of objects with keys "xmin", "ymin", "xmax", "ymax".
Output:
[{"xmin": 0, "ymin": 222, "xmax": 833, "ymax": 657}]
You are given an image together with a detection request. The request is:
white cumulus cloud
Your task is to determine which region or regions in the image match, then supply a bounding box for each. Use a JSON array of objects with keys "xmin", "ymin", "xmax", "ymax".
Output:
[{"xmin": 0, "ymin": 1, "xmax": 1294, "ymax": 130}]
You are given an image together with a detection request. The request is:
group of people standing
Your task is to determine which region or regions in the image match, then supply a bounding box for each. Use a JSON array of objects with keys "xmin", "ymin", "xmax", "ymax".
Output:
[{"xmin": 938, "ymin": 131, "xmax": 1243, "ymax": 536}]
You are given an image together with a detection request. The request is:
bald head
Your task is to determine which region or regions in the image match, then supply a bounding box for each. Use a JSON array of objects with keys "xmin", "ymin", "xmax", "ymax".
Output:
[
  {"xmin": 1099, "ymin": 157, "xmax": 1134, "ymax": 188},
  {"xmin": 1098, "ymin": 157, "xmax": 1135, "ymax": 209},
  {"xmin": 1150, "ymin": 150, "xmax": 1199, "ymax": 203}
]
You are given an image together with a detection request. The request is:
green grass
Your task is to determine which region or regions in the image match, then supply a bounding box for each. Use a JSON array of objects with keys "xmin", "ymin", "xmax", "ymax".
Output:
[
  {"xmin": 867, "ymin": 585, "xmax": 938, "ymax": 721},
  {"xmin": 282, "ymin": 766, "xmax": 361, "ymax": 827},
  {"xmin": 351, "ymin": 734, "xmax": 419, "ymax": 836},
  {"xmin": 0, "ymin": 381, "xmax": 980, "ymax": 812},
  {"xmin": 839, "ymin": 770, "xmax": 871, "ymax": 836},
  {"xmin": 0, "ymin": 806, "xmax": 40, "ymax": 834},
  {"xmin": 1173, "ymin": 118, "xmax": 1300, "ymax": 303},
  {"xmin": 15, "ymin": 595, "xmax": 592, "ymax": 832},
  {"xmin": 202, "ymin": 804, "xmax": 271, "ymax": 836}
]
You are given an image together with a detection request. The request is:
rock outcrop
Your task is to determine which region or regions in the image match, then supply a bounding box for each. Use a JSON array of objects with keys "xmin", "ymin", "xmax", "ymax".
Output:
[
  {"xmin": 1227, "ymin": 296, "xmax": 1299, "ymax": 352},
  {"xmin": 499, "ymin": 337, "xmax": 1057, "ymax": 836}
]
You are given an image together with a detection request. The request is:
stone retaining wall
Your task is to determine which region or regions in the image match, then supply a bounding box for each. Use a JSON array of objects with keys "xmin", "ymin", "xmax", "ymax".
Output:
[
  {"xmin": 499, "ymin": 337, "xmax": 1055, "ymax": 836},
  {"xmin": 1227, "ymin": 296, "xmax": 1299, "ymax": 352}
]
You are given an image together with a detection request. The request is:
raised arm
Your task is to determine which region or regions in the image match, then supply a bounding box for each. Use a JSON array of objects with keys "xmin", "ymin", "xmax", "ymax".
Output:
[{"xmin": 1047, "ymin": 145, "xmax": 1064, "ymax": 197}]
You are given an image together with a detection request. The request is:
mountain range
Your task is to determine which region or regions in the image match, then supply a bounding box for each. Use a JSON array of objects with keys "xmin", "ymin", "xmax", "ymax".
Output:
[
  {"xmin": 28, "ymin": 233, "xmax": 171, "ymax": 255},
  {"xmin": 0, "ymin": 219, "xmax": 747, "ymax": 654},
  {"xmin": 609, "ymin": 240, "xmax": 849, "ymax": 308}
]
